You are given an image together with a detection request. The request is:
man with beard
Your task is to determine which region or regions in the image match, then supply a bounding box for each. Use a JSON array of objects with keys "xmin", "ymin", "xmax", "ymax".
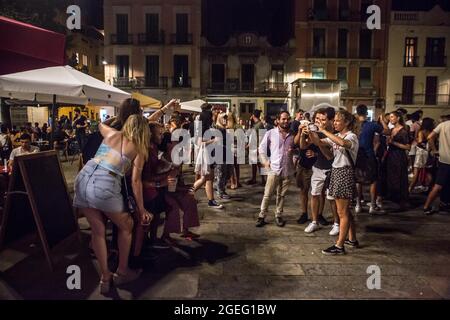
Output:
[{"xmin": 256, "ymin": 111, "xmax": 295, "ymax": 228}]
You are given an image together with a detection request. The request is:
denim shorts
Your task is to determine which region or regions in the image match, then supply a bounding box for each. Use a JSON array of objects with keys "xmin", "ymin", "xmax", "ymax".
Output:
[{"xmin": 73, "ymin": 160, "xmax": 124, "ymax": 213}]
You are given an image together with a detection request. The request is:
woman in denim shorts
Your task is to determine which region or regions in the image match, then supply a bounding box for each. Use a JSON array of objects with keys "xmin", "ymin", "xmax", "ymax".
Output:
[{"xmin": 73, "ymin": 114, "xmax": 151, "ymax": 294}]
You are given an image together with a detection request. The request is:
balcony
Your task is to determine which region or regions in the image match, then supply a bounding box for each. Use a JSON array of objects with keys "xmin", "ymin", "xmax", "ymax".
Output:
[
  {"xmin": 308, "ymin": 8, "xmax": 329, "ymax": 21},
  {"xmin": 206, "ymin": 80, "xmax": 289, "ymax": 96},
  {"xmin": 113, "ymin": 77, "xmax": 168, "ymax": 89},
  {"xmin": 424, "ymin": 56, "xmax": 447, "ymax": 67},
  {"xmin": 113, "ymin": 77, "xmax": 134, "ymax": 87},
  {"xmin": 170, "ymin": 33, "xmax": 193, "ymax": 45},
  {"xmin": 172, "ymin": 76, "xmax": 192, "ymax": 88},
  {"xmin": 137, "ymin": 31, "xmax": 165, "ymax": 45},
  {"xmin": 135, "ymin": 76, "xmax": 168, "ymax": 89},
  {"xmin": 395, "ymin": 94, "xmax": 450, "ymax": 106},
  {"xmin": 341, "ymin": 87, "xmax": 378, "ymax": 98},
  {"xmin": 404, "ymin": 56, "xmax": 419, "ymax": 67},
  {"xmin": 111, "ymin": 34, "xmax": 133, "ymax": 45},
  {"xmin": 393, "ymin": 12, "xmax": 419, "ymax": 22},
  {"xmin": 260, "ymin": 81, "xmax": 289, "ymax": 94},
  {"xmin": 307, "ymin": 48, "xmax": 381, "ymax": 59}
]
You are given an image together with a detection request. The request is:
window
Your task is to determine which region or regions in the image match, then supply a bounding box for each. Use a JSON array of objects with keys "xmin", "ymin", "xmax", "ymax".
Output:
[
  {"xmin": 116, "ymin": 55, "xmax": 129, "ymax": 78},
  {"xmin": 173, "ymin": 55, "xmax": 189, "ymax": 87},
  {"xmin": 425, "ymin": 38, "xmax": 446, "ymax": 67},
  {"xmin": 339, "ymin": 0, "xmax": 350, "ymax": 20},
  {"xmin": 359, "ymin": 29, "xmax": 372, "ymax": 59},
  {"xmin": 211, "ymin": 64, "xmax": 225, "ymax": 90},
  {"xmin": 338, "ymin": 29, "xmax": 348, "ymax": 58},
  {"xmin": 337, "ymin": 67, "xmax": 347, "ymax": 81},
  {"xmin": 401, "ymin": 76, "xmax": 414, "ymax": 104},
  {"xmin": 176, "ymin": 13, "xmax": 189, "ymax": 43},
  {"xmin": 241, "ymin": 64, "xmax": 255, "ymax": 91},
  {"xmin": 338, "ymin": 67, "xmax": 347, "ymax": 89},
  {"xmin": 425, "ymin": 76, "xmax": 437, "ymax": 105},
  {"xmin": 312, "ymin": 67, "xmax": 325, "ymax": 79},
  {"xmin": 82, "ymin": 55, "xmax": 88, "ymax": 66},
  {"xmin": 270, "ymin": 65, "xmax": 284, "ymax": 83},
  {"xmin": 313, "ymin": 28, "xmax": 326, "ymax": 57},
  {"xmin": 404, "ymin": 38, "xmax": 418, "ymax": 67},
  {"xmin": 359, "ymin": 67, "xmax": 371, "ymax": 87},
  {"xmin": 313, "ymin": 0, "xmax": 327, "ymax": 20},
  {"xmin": 145, "ymin": 55, "xmax": 159, "ymax": 87},
  {"xmin": 116, "ymin": 14, "xmax": 129, "ymax": 43},
  {"xmin": 146, "ymin": 14, "xmax": 159, "ymax": 35},
  {"xmin": 360, "ymin": 0, "xmax": 372, "ymax": 20},
  {"xmin": 95, "ymin": 55, "xmax": 99, "ymax": 66},
  {"xmin": 145, "ymin": 13, "xmax": 160, "ymax": 43}
]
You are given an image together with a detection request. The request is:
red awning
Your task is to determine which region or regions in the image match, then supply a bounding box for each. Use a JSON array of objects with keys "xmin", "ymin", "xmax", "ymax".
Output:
[{"xmin": 0, "ymin": 16, "xmax": 66, "ymax": 75}]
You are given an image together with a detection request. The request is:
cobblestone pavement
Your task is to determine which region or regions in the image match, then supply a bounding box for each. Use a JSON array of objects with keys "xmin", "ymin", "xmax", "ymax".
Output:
[{"xmin": 0, "ymin": 162, "xmax": 449, "ymax": 299}]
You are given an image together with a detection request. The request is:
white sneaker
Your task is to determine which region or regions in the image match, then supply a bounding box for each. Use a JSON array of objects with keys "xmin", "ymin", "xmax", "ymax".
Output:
[
  {"xmin": 304, "ymin": 222, "xmax": 320, "ymax": 233},
  {"xmin": 376, "ymin": 200, "xmax": 383, "ymax": 209},
  {"xmin": 329, "ymin": 223, "xmax": 340, "ymax": 236},
  {"xmin": 369, "ymin": 205, "xmax": 385, "ymax": 215},
  {"xmin": 355, "ymin": 204, "xmax": 362, "ymax": 214}
]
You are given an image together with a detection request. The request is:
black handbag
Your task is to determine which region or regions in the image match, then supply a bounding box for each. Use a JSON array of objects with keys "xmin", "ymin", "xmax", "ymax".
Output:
[
  {"xmin": 123, "ymin": 175, "xmax": 137, "ymax": 215},
  {"xmin": 120, "ymin": 136, "xmax": 138, "ymax": 215}
]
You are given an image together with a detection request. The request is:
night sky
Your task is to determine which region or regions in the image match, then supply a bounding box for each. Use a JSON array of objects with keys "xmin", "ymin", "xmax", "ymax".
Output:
[{"xmin": 202, "ymin": 0, "xmax": 295, "ymax": 47}]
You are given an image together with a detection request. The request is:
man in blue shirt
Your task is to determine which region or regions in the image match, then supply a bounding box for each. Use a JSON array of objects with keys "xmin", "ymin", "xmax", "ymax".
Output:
[{"xmin": 355, "ymin": 104, "xmax": 389, "ymax": 214}]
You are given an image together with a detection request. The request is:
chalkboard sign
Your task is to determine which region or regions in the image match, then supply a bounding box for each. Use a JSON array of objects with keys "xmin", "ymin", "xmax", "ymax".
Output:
[{"xmin": 0, "ymin": 151, "xmax": 79, "ymax": 270}]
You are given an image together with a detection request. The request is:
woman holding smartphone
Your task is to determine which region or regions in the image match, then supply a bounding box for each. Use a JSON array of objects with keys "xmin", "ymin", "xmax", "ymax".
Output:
[{"xmin": 310, "ymin": 110, "xmax": 359, "ymax": 255}]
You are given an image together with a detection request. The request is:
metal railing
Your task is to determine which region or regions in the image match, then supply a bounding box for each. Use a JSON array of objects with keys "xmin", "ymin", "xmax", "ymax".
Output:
[
  {"xmin": 307, "ymin": 47, "xmax": 381, "ymax": 59},
  {"xmin": 172, "ymin": 76, "xmax": 192, "ymax": 88},
  {"xmin": 137, "ymin": 31, "xmax": 165, "ymax": 45},
  {"xmin": 403, "ymin": 56, "xmax": 419, "ymax": 67},
  {"xmin": 424, "ymin": 56, "xmax": 447, "ymax": 67},
  {"xmin": 111, "ymin": 34, "xmax": 133, "ymax": 45},
  {"xmin": 170, "ymin": 33, "xmax": 193, "ymax": 45},
  {"xmin": 206, "ymin": 81, "xmax": 289, "ymax": 95},
  {"xmin": 394, "ymin": 94, "xmax": 450, "ymax": 105},
  {"xmin": 135, "ymin": 76, "xmax": 168, "ymax": 88},
  {"xmin": 394, "ymin": 12, "xmax": 419, "ymax": 21}
]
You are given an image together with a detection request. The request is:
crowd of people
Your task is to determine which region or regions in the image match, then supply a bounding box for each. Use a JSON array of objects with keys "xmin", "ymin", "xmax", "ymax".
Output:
[
  {"xmin": 0, "ymin": 108, "xmax": 100, "ymax": 169},
  {"xmin": 70, "ymin": 97, "xmax": 450, "ymax": 294}
]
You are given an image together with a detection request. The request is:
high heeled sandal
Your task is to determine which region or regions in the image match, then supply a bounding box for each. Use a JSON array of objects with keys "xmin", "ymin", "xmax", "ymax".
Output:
[
  {"xmin": 99, "ymin": 277, "xmax": 112, "ymax": 294},
  {"xmin": 113, "ymin": 269, "xmax": 142, "ymax": 286}
]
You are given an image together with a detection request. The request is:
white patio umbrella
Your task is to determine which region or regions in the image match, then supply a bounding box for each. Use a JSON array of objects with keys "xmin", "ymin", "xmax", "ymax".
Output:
[
  {"xmin": 180, "ymin": 99, "xmax": 206, "ymax": 113},
  {"xmin": 0, "ymin": 65, "xmax": 131, "ymax": 142},
  {"xmin": 0, "ymin": 65, "xmax": 130, "ymax": 106}
]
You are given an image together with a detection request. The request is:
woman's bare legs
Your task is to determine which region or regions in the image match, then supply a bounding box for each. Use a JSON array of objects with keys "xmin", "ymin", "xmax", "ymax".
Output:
[
  {"xmin": 82, "ymin": 208, "xmax": 112, "ymax": 282},
  {"xmin": 104, "ymin": 211, "xmax": 135, "ymax": 275}
]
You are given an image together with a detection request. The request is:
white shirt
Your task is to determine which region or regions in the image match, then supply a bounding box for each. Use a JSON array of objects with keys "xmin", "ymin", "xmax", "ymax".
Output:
[
  {"xmin": 258, "ymin": 127, "xmax": 295, "ymax": 176},
  {"xmin": 9, "ymin": 145, "xmax": 40, "ymax": 160},
  {"xmin": 434, "ymin": 121, "xmax": 450, "ymax": 165},
  {"xmin": 325, "ymin": 131, "xmax": 359, "ymax": 168}
]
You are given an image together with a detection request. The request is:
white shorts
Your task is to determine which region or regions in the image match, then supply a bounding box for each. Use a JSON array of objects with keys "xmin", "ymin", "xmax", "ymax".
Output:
[{"xmin": 311, "ymin": 166, "xmax": 330, "ymax": 196}]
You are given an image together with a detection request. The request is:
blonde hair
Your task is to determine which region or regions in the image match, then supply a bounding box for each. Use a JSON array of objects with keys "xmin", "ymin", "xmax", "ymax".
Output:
[
  {"xmin": 216, "ymin": 112, "xmax": 228, "ymax": 129},
  {"xmin": 122, "ymin": 114, "xmax": 150, "ymax": 161},
  {"xmin": 226, "ymin": 111, "xmax": 237, "ymax": 129}
]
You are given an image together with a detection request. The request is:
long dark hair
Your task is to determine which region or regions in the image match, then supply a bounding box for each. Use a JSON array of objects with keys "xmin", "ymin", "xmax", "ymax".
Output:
[
  {"xmin": 421, "ymin": 117, "xmax": 435, "ymax": 132},
  {"xmin": 114, "ymin": 98, "xmax": 142, "ymax": 128}
]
